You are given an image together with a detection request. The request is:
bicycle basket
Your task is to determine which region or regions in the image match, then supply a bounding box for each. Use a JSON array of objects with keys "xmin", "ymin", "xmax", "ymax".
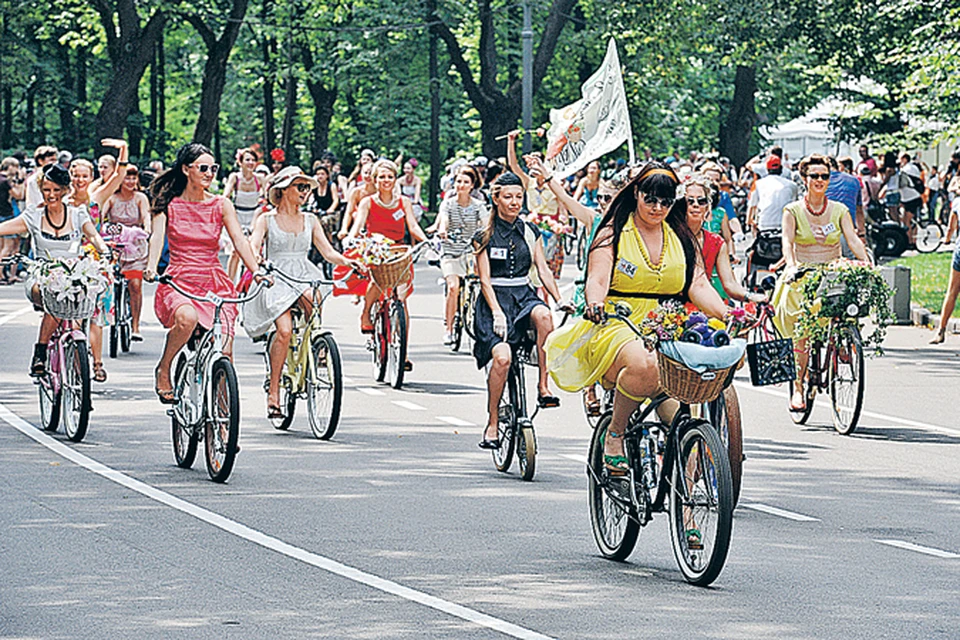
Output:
[
  {"xmin": 42, "ymin": 290, "xmax": 98, "ymax": 320},
  {"xmin": 656, "ymin": 348, "xmax": 739, "ymax": 404},
  {"xmin": 369, "ymin": 245, "xmax": 412, "ymax": 290},
  {"xmin": 817, "ymin": 272, "xmax": 870, "ymax": 318}
]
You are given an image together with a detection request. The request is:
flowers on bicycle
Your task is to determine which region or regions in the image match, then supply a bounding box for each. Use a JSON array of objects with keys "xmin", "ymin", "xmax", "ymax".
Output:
[
  {"xmin": 32, "ymin": 255, "xmax": 110, "ymax": 304},
  {"xmin": 524, "ymin": 213, "xmax": 572, "ymax": 237},
  {"xmin": 639, "ymin": 300, "xmax": 729, "ymax": 348}
]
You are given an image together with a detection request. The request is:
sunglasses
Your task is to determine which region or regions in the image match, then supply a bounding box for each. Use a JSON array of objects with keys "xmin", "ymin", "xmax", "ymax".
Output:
[
  {"xmin": 294, "ymin": 183, "xmax": 312, "ymax": 193},
  {"xmin": 642, "ymin": 193, "xmax": 675, "ymax": 209},
  {"xmin": 598, "ymin": 194, "xmax": 613, "ymax": 203},
  {"xmin": 807, "ymin": 172, "xmax": 831, "ymax": 181},
  {"xmin": 686, "ymin": 196, "xmax": 710, "ymax": 207},
  {"xmin": 191, "ymin": 163, "xmax": 220, "ymax": 175}
]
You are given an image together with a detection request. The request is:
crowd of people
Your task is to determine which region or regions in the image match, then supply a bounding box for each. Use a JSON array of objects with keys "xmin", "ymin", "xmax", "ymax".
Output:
[{"xmin": 0, "ymin": 131, "xmax": 952, "ymax": 462}]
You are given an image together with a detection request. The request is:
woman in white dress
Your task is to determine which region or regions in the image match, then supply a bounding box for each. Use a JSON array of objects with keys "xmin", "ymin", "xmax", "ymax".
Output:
[{"xmin": 243, "ymin": 166, "xmax": 364, "ymax": 418}]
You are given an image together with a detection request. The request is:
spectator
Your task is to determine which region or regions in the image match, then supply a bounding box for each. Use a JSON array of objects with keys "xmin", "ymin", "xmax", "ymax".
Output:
[
  {"xmin": 746, "ymin": 155, "xmax": 798, "ymax": 233},
  {"xmin": 0, "ymin": 157, "xmax": 26, "ymax": 282},
  {"xmin": 26, "ymin": 145, "xmax": 59, "ymax": 208},
  {"xmin": 856, "ymin": 145, "xmax": 878, "ymax": 177},
  {"xmin": 826, "ymin": 156, "xmax": 866, "ymax": 256}
]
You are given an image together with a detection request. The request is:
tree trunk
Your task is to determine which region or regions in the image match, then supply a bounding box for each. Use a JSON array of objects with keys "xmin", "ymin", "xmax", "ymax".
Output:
[
  {"xmin": 306, "ymin": 80, "xmax": 335, "ymax": 163},
  {"xmin": 156, "ymin": 33, "xmax": 166, "ymax": 158},
  {"xmin": 57, "ymin": 48, "xmax": 77, "ymax": 149},
  {"xmin": 280, "ymin": 71, "xmax": 297, "ymax": 160},
  {"xmin": 128, "ymin": 108, "xmax": 143, "ymax": 159},
  {"xmin": 479, "ymin": 97, "xmax": 522, "ymax": 159},
  {"xmin": 25, "ymin": 79, "xmax": 36, "ymax": 144},
  {"xmin": 261, "ymin": 0, "xmax": 276, "ymax": 154},
  {"xmin": 718, "ymin": 65, "xmax": 756, "ymax": 169},
  {"xmin": 2, "ymin": 87, "xmax": 11, "ymax": 148}
]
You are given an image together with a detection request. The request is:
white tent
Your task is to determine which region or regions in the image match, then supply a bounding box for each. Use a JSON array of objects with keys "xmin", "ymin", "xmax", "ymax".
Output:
[{"xmin": 763, "ymin": 100, "xmax": 856, "ymax": 165}]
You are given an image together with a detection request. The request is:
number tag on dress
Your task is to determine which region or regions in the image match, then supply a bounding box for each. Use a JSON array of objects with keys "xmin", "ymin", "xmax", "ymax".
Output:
[
  {"xmin": 821, "ymin": 222, "xmax": 837, "ymax": 235},
  {"xmin": 490, "ymin": 247, "xmax": 508, "ymax": 260},
  {"xmin": 392, "ymin": 208, "xmax": 405, "ymax": 221},
  {"xmin": 616, "ymin": 257, "xmax": 638, "ymax": 279}
]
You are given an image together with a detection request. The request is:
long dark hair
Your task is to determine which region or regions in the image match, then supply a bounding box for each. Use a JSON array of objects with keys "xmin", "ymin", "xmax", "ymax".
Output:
[
  {"xmin": 591, "ymin": 161, "xmax": 697, "ymax": 269},
  {"xmin": 150, "ymin": 143, "xmax": 212, "ymax": 217}
]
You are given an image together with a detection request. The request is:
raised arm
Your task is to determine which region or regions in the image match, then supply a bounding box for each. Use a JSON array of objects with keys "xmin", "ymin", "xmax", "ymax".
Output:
[
  {"xmin": 505, "ymin": 130, "xmax": 530, "ymax": 189},
  {"xmin": 524, "ymin": 154, "xmax": 597, "ymax": 227},
  {"xmin": 91, "ymin": 139, "xmax": 129, "ymax": 207}
]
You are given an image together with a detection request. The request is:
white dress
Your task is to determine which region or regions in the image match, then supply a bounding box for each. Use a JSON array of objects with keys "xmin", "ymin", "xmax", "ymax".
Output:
[{"xmin": 242, "ymin": 211, "xmax": 325, "ymax": 338}]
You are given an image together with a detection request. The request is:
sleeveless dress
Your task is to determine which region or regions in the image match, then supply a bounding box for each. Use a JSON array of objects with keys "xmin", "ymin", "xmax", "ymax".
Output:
[
  {"xmin": 21, "ymin": 204, "xmax": 91, "ymax": 301},
  {"xmin": 472, "ymin": 216, "xmax": 546, "ymax": 369},
  {"xmin": 580, "ymin": 185, "xmax": 599, "ymax": 210},
  {"xmin": 701, "ymin": 230, "xmax": 727, "ymax": 299},
  {"xmin": 105, "ymin": 196, "xmax": 149, "ymax": 275},
  {"xmin": 154, "ymin": 197, "xmax": 239, "ymax": 337},
  {"xmin": 367, "ymin": 196, "xmax": 406, "ymax": 241},
  {"xmin": 546, "ymin": 218, "xmax": 687, "ymax": 392},
  {"xmin": 233, "ymin": 176, "xmax": 261, "ymax": 229},
  {"xmin": 771, "ymin": 201, "xmax": 846, "ymax": 339}
]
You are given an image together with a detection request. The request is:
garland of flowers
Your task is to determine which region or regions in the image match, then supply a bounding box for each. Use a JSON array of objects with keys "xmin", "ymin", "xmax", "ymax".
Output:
[
  {"xmin": 795, "ymin": 259, "xmax": 893, "ymax": 353},
  {"xmin": 350, "ymin": 233, "xmax": 403, "ymax": 266}
]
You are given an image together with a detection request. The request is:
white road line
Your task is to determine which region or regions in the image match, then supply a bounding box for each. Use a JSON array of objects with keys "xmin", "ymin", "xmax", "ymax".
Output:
[
  {"xmin": 874, "ymin": 540, "xmax": 960, "ymax": 560},
  {"xmin": 741, "ymin": 503, "xmax": 820, "ymax": 522},
  {"xmin": 0, "ymin": 305, "xmax": 33, "ymax": 327},
  {"xmin": 342, "ymin": 376, "xmax": 356, "ymax": 385},
  {"xmin": 875, "ymin": 539, "xmax": 960, "ymax": 559},
  {"xmin": 437, "ymin": 416, "xmax": 475, "ymax": 427},
  {"xmin": 355, "ymin": 387, "xmax": 386, "ymax": 396},
  {"xmin": 735, "ymin": 382, "xmax": 960, "ymax": 438},
  {"xmin": 392, "ymin": 400, "xmax": 427, "ymax": 411},
  {"xmin": 0, "ymin": 404, "xmax": 554, "ymax": 640},
  {"xmin": 559, "ymin": 454, "xmax": 588, "ymax": 465}
]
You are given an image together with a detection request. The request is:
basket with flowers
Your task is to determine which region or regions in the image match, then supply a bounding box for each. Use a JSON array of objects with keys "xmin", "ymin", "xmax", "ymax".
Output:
[
  {"xmin": 524, "ymin": 213, "xmax": 572, "ymax": 261},
  {"xmin": 31, "ymin": 254, "xmax": 110, "ymax": 320},
  {"xmin": 351, "ymin": 233, "xmax": 412, "ymax": 290}
]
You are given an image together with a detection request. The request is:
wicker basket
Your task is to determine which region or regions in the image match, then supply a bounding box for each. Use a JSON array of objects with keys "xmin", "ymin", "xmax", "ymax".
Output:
[
  {"xmin": 369, "ymin": 245, "xmax": 412, "ymax": 290},
  {"xmin": 42, "ymin": 290, "xmax": 97, "ymax": 321},
  {"xmin": 656, "ymin": 349, "xmax": 739, "ymax": 404}
]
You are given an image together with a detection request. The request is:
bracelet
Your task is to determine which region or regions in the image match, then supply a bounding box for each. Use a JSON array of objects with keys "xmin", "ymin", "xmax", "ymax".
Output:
[
  {"xmin": 118, "ymin": 161, "xmax": 129, "ymax": 168},
  {"xmin": 543, "ymin": 174, "xmax": 554, "ymax": 182}
]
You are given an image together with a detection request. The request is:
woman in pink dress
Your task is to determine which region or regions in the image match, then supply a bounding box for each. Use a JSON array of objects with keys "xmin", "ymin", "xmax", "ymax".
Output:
[{"xmin": 144, "ymin": 143, "xmax": 264, "ymax": 404}]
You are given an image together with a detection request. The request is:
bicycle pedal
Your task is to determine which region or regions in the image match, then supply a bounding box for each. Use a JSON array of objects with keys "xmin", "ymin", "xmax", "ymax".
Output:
[{"xmin": 166, "ymin": 409, "xmax": 175, "ymax": 417}]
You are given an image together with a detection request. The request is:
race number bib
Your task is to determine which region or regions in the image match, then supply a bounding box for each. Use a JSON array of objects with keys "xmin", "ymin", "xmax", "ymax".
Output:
[
  {"xmin": 821, "ymin": 222, "xmax": 837, "ymax": 235},
  {"xmin": 616, "ymin": 258, "xmax": 638, "ymax": 279},
  {"xmin": 392, "ymin": 208, "xmax": 405, "ymax": 221},
  {"xmin": 490, "ymin": 247, "xmax": 508, "ymax": 260}
]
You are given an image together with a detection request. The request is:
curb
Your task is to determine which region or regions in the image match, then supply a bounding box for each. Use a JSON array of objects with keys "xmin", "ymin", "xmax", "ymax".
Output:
[{"xmin": 912, "ymin": 305, "xmax": 960, "ymax": 333}]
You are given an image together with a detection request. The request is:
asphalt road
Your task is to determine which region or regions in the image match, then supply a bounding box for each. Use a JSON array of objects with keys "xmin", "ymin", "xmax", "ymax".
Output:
[{"xmin": 1, "ymin": 261, "xmax": 958, "ymax": 639}]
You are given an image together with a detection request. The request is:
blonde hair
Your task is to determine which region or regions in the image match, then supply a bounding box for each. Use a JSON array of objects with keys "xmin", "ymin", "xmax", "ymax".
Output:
[{"xmin": 371, "ymin": 159, "xmax": 399, "ymax": 180}]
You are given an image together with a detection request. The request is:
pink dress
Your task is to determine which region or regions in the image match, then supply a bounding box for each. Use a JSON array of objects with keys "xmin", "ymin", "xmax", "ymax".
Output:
[{"xmin": 154, "ymin": 196, "xmax": 239, "ymax": 337}]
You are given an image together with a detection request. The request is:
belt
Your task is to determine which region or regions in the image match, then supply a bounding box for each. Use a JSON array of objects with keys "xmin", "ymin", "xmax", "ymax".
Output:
[{"xmin": 490, "ymin": 276, "xmax": 530, "ymax": 287}]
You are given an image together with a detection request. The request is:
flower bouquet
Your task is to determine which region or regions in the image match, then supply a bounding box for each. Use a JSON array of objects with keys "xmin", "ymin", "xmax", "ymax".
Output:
[
  {"xmin": 352, "ymin": 233, "xmax": 411, "ymax": 290},
  {"xmin": 796, "ymin": 259, "xmax": 893, "ymax": 352},
  {"xmin": 524, "ymin": 213, "xmax": 571, "ymax": 261},
  {"xmin": 639, "ymin": 300, "xmax": 731, "ymax": 349},
  {"xmin": 31, "ymin": 254, "xmax": 110, "ymax": 320}
]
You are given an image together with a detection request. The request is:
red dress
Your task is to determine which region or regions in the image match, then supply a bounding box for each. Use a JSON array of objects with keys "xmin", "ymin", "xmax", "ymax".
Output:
[
  {"xmin": 702, "ymin": 230, "xmax": 724, "ymax": 278},
  {"xmin": 333, "ymin": 196, "xmax": 413, "ymax": 297},
  {"xmin": 154, "ymin": 196, "xmax": 239, "ymax": 336}
]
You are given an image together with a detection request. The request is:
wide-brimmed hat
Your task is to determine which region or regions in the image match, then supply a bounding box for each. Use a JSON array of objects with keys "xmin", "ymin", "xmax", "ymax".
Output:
[{"xmin": 268, "ymin": 166, "xmax": 318, "ymax": 205}]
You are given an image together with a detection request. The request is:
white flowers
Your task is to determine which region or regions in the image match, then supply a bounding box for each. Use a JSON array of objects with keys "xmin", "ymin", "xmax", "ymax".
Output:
[{"xmin": 32, "ymin": 255, "xmax": 110, "ymax": 305}]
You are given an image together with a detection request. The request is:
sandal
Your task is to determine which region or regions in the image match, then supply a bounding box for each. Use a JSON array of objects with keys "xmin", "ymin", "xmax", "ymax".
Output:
[
  {"xmin": 30, "ymin": 344, "xmax": 47, "ymax": 378},
  {"xmin": 585, "ymin": 398, "xmax": 601, "ymax": 416},
  {"xmin": 92, "ymin": 362, "xmax": 107, "ymax": 383},
  {"xmin": 154, "ymin": 365, "xmax": 177, "ymax": 405},
  {"xmin": 478, "ymin": 426, "xmax": 500, "ymax": 450},
  {"xmin": 603, "ymin": 454, "xmax": 630, "ymax": 476},
  {"xmin": 267, "ymin": 404, "xmax": 285, "ymax": 419},
  {"xmin": 930, "ymin": 333, "xmax": 945, "ymax": 345},
  {"xmin": 131, "ymin": 333, "xmax": 144, "ymax": 343},
  {"xmin": 360, "ymin": 324, "xmax": 374, "ymax": 335},
  {"xmin": 404, "ymin": 360, "xmax": 413, "ymax": 372},
  {"xmin": 537, "ymin": 394, "xmax": 560, "ymax": 409}
]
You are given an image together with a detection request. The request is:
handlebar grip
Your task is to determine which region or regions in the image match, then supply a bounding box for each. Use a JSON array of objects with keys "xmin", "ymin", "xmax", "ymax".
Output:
[{"xmin": 158, "ymin": 274, "xmax": 172, "ymax": 285}]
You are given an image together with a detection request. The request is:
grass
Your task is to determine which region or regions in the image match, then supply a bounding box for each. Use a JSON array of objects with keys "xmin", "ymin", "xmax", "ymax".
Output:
[{"xmin": 889, "ymin": 251, "xmax": 959, "ymax": 317}]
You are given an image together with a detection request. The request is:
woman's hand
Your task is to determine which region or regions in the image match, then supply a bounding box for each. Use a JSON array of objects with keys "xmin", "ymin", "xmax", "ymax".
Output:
[
  {"xmin": 100, "ymin": 138, "xmax": 127, "ymax": 149},
  {"xmin": 143, "ymin": 268, "xmax": 157, "ymax": 283},
  {"xmin": 492, "ymin": 310, "xmax": 508, "ymax": 338},
  {"xmin": 584, "ymin": 301, "xmax": 606, "ymax": 324},
  {"xmin": 347, "ymin": 258, "xmax": 367, "ymax": 275}
]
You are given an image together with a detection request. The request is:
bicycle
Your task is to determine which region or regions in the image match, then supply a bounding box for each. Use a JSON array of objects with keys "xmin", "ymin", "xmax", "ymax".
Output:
[
  {"xmin": 910, "ymin": 205, "xmax": 944, "ymax": 253},
  {"xmin": 101, "ymin": 239, "xmax": 133, "ymax": 359},
  {"xmin": 787, "ymin": 271, "xmax": 865, "ymax": 435},
  {"xmin": 6, "ymin": 255, "xmax": 102, "ymax": 443},
  {"xmin": 447, "ymin": 246, "xmax": 480, "ymax": 353},
  {"xmin": 368, "ymin": 242, "xmax": 430, "ymax": 389},
  {"xmin": 159, "ymin": 274, "xmax": 266, "ymax": 482},
  {"xmin": 262, "ymin": 266, "xmax": 343, "ymax": 440},
  {"xmin": 587, "ymin": 303, "xmax": 738, "ymax": 586},
  {"xmin": 491, "ymin": 330, "xmax": 541, "ymax": 481}
]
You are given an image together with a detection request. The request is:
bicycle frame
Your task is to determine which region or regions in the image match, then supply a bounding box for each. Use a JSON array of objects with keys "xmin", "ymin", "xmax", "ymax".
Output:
[
  {"xmin": 46, "ymin": 319, "xmax": 88, "ymax": 398},
  {"xmin": 269, "ymin": 269, "xmax": 334, "ymax": 396}
]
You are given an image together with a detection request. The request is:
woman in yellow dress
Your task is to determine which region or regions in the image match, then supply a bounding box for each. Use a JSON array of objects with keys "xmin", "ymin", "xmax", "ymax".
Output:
[
  {"xmin": 771, "ymin": 153, "xmax": 870, "ymax": 411},
  {"xmin": 545, "ymin": 162, "xmax": 728, "ymax": 471}
]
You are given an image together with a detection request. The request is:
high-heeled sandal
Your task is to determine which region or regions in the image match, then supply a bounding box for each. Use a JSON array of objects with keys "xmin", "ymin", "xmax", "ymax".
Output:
[
  {"xmin": 154, "ymin": 365, "xmax": 176, "ymax": 405},
  {"xmin": 92, "ymin": 362, "xmax": 107, "ymax": 383}
]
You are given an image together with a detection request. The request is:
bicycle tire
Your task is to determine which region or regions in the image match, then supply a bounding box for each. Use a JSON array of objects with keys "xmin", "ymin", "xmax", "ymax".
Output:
[
  {"xmin": 829, "ymin": 324, "xmax": 865, "ymax": 435},
  {"xmin": 387, "ymin": 299, "xmax": 407, "ymax": 389},
  {"xmin": 576, "ymin": 225, "xmax": 589, "ymax": 271},
  {"xmin": 668, "ymin": 418, "xmax": 733, "ymax": 586},
  {"xmin": 171, "ymin": 353, "xmax": 198, "ymax": 468},
  {"xmin": 451, "ymin": 304, "xmax": 463, "ymax": 353},
  {"xmin": 493, "ymin": 377, "xmax": 516, "ymax": 473},
  {"xmin": 61, "ymin": 339, "xmax": 90, "ymax": 442},
  {"xmin": 109, "ymin": 322, "xmax": 119, "ymax": 359},
  {"xmin": 517, "ymin": 425, "xmax": 537, "ymax": 481},
  {"xmin": 463, "ymin": 281, "xmax": 479, "ymax": 340},
  {"xmin": 705, "ymin": 386, "xmax": 743, "ymax": 508},
  {"xmin": 120, "ymin": 284, "xmax": 132, "ymax": 353},
  {"xmin": 205, "ymin": 358, "xmax": 240, "ymax": 483},
  {"xmin": 371, "ymin": 303, "xmax": 387, "ymax": 382},
  {"xmin": 588, "ymin": 414, "xmax": 640, "ymax": 560},
  {"xmin": 915, "ymin": 220, "xmax": 944, "ymax": 254},
  {"xmin": 308, "ymin": 333, "xmax": 342, "ymax": 440},
  {"xmin": 38, "ymin": 373, "xmax": 61, "ymax": 432}
]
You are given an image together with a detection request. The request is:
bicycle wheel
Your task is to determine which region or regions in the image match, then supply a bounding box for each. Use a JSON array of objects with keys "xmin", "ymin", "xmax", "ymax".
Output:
[
  {"xmin": 516, "ymin": 424, "xmax": 537, "ymax": 481},
  {"xmin": 668, "ymin": 418, "xmax": 733, "ymax": 586},
  {"xmin": 371, "ymin": 303, "xmax": 387, "ymax": 382},
  {"xmin": 829, "ymin": 324, "xmax": 865, "ymax": 435},
  {"xmin": 38, "ymin": 372, "xmax": 61, "ymax": 432},
  {"xmin": 119, "ymin": 284, "xmax": 132, "ymax": 353},
  {"xmin": 204, "ymin": 358, "xmax": 240, "ymax": 483},
  {"xmin": 386, "ymin": 299, "xmax": 407, "ymax": 389},
  {"xmin": 451, "ymin": 296, "xmax": 463, "ymax": 353},
  {"xmin": 493, "ymin": 383, "xmax": 516, "ymax": 473},
  {"xmin": 171, "ymin": 353, "xmax": 198, "ymax": 468},
  {"xmin": 705, "ymin": 386, "xmax": 743, "ymax": 508},
  {"xmin": 60, "ymin": 339, "xmax": 90, "ymax": 442},
  {"xmin": 463, "ymin": 281, "xmax": 479, "ymax": 340},
  {"xmin": 588, "ymin": 415, "xmax": 640, "ymax": 560},
  {"xmin": 915, "ymin": 220, "xmax": 944, "ymax": 253},
  {"xmin": 307, "ymin": 333, "xmax": 342, "ymax": 440},
  {"xmin": 109, "ymin": 322, "xmax": 119, "ymax": 359}
]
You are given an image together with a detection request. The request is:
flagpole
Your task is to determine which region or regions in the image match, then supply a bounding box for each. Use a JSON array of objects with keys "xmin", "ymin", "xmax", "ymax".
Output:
[{"xmin": 521, "ymin": 0, "xmax": 534, "ymax": 153}]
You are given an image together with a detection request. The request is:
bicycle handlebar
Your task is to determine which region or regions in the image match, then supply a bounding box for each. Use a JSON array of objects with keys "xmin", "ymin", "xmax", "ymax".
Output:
[
  {"xmin": 264, "ymin": 262, "xmax": 334, "ymax": 288},
  {"xmin": 158, "ymin": 274, "xmax": 268, "ymax": 305}
]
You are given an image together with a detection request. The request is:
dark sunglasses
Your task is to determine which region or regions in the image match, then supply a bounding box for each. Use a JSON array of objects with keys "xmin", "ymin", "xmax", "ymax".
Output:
[
  {"xmin": 294, "ymin": 183, "xmax": 312, "ymax": 193},
  {"xmin": 807, "ymin": 172, "xmax": 830, "ymax": 181},
  {"xmin": 686, "ymin": 196, "xmax": 710, "ymax": 207},
  {"xmin": 598, "ymin": 194, "xmax": 613, "ymax": 203},
  {"xmin": 191, "ymin": 163, "xmax": 220, "ymax": 175},
  {"xmin": 642, "ymin": 193, "xmax": 675, "ymax": 209}
]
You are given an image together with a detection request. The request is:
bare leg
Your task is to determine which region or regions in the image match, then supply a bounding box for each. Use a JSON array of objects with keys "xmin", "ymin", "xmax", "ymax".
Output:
[
  {"xmin": 156, "ymin": 304, "xmax": 199, "ymax": 392},
  {"xmin": 530, "ymin": 305, "xmax": 554, "ymax": 396},
  {"xmin": 361, "ymin": 283, "xmax": 381, "ymax": 331},
  {"xmin": 933, "ymin": 267, "xmax": 960, "ymax": 343},
  {"xmin": 444, "ymin": 275, "xmax": 460, "ymax": 333},
  {"xmin": 268, "ymin": 311, "xmax": 293, "ymax": 407},
  {"xmin": 792, "ymin": 339, "xmax": 809, "ymax": 408},
  {"xmin": 601, "ymin": 342, "xmax": 659, "ymax": 459},
  {"xmin": 90, "ymin": 322, "xmax": 103, "ymax": 362},
  {"xmin": 947, "ymin": 209, "xmax": 958, "ymax": 244},
  {"xmin": 128, "ymin": 277, "xmax": 143, "ymax": 334},
  {"xmin": 485, "ymin": 343, "xmax": 511, "ymax": 439},
  {"xmin": 31, "ymin": 287, "xmax": 59, "ymax": 344}
]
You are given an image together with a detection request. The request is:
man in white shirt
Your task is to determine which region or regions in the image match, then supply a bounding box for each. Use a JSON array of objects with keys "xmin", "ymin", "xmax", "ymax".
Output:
[
  {"xmin": 747, "ymin": 155, "xmax": 798, "ymax": 231},
  {"xmin": 25, "ymin": 146, "xmax": 59, "ymax": 208}
]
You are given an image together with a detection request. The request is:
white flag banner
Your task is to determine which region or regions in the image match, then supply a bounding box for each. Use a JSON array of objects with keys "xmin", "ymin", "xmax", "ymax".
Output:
[{"xmin": 544, "ymin": 38, "xmax": 634, "ymax": 180}]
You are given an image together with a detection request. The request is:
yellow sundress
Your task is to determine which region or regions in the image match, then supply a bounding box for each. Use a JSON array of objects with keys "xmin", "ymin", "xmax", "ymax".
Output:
[
  {"xmin": 546, "ymin": 218, "xmax": 687, "ymax": 392},
  {"xmin": 771, "ymin": 201, "xmax": 845, "ymax": 339}
]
